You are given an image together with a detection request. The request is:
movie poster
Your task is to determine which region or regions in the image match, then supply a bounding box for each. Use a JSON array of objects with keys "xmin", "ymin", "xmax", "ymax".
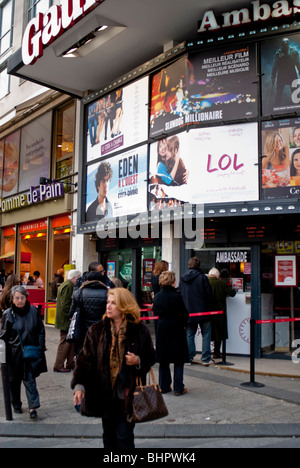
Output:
[
  {"xmin": 86, "ymin": 145, "xmax": 148, "ymax": 222},
  {"xmin": 86, "ymin": 77, "xmax": 149, "ymax": 163},
  {"xmin": 261, "ymin": 34, "xmax": 300, "ymax": 116},
  {"xmin": 148, "ymin": 123, "xmax": 259, "ymax": 209},
  {"xmin": 261, "ymin": 117, "xmax": 300, "ymax": 199},
  {"xmin": 149, "ymin": 45, "xmax": 257, "ymax": 138}
]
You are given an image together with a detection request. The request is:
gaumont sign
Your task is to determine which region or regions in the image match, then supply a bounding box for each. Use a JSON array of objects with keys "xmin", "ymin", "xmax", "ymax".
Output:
[
  {"xmin": 198, "ymin": 0, "xmax": 300, "ymax": 33},
  {"xmin": 22, "ymin": 0, "xmax": 103, "ymax": 65}
]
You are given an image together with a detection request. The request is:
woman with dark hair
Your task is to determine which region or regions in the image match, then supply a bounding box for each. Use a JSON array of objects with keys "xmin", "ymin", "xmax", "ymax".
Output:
[
  {"xmin": 290, "ymin": 148, "xmax": 300, "ymax": 186},
  {"xmin": 0, "ymin": 274, "xmax": 20, "ymax": 318},
  {"xmin": 0, "ymin": 285, "xmax": 47, "ymax": 419}
]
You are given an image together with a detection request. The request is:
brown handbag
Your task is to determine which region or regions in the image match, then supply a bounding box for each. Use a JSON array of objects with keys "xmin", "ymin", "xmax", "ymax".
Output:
[{"xmin": 128, "ymin": 368, "xmax": 169, "ymax": 423}]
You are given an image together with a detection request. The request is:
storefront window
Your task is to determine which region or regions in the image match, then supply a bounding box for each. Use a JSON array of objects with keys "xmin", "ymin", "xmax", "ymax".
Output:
[
  {"xmin": 55, "ymin": 102, "xmax": 75, "ymax": 179},
  {"xmin": 261, "ymin": 243, "xmax": 300, "ymax": 356},
  {"xmin": 19, "ymin": 219, "xmax": 47, "ymax": 286},
  {"xmin": 50, "ymin": 215, "xmax": 71, "ymax": 300}
]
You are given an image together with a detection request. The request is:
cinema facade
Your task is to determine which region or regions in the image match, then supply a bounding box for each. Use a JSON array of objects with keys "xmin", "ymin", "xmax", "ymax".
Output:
[{"xmin": 7, "ymin": 0, "xmax": 300, "ymax": 358}]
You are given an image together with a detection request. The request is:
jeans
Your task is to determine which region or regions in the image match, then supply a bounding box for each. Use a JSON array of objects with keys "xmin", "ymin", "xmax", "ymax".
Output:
[
  {"xmin": 10, "ymin": 367, "xmax": 40, "ymax": 411},
  {"xmin": 159, "ymin": 363, "xmax": 184, "ymax": 394},
  {"xmin": 186, "ymin": 320, "xmax": 211, "ymax": 363}
]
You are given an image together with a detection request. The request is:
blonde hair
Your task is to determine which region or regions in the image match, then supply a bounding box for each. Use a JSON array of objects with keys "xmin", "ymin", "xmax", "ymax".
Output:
[
  {"xmin": 159, "ymin": 270, "xmax": 176, "ymax": 287},
  {"xmin": 106, "ymin": 288, "xmax": 140, "ymax": 324}
]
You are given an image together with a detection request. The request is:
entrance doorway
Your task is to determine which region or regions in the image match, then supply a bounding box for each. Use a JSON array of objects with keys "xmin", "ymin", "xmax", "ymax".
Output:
[{"xmin": 261, "ymin": 242, "xmax": 300, "ymax": 357}]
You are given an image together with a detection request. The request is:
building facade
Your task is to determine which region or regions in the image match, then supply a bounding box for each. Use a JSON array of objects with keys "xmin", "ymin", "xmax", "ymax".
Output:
[{"xmin": 3, "ymin": 0, "xmax": 300, "ymax": 357}]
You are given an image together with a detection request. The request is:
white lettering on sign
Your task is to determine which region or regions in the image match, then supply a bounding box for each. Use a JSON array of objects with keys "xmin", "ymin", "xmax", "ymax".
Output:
[
  {"xmin": 22, "ymin": 0, "xmax": 102, "ymax": 65},
  {"xmin": 0, "ymin": 182, "xmax": 64, "ymax": 214},
  {"xmin": 216, "ymin": 251, "xmax": 248, "ymax": 263},
  {"xmin": 198, "ymin": 0, "xmax": 300, "ymax": 33}
]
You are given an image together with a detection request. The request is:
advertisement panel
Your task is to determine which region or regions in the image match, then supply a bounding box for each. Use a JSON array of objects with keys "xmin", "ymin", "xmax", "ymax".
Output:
[
  {"xmin": 148, "ymin": 123, "xmax": 259, "ymax": 209},
  {"xmin": 2, "ymin": 131, "xmax": 20, "ymax": 198},
  {"xmin": 150, "ymin": 44, "xmax": 257, "ymax": 138},
  {"xmin": 86, "ymin": 145, "xmax": 148, "ymax": 222},
  {"xmin": 86, "ymin": 77, "xmax": 149, "ymax": 163},
  {"xmin": 261, "ymin": 117, "xmax": 300, "ymax": 199},
  {"xmin": 261, "ymin": 33, "xmax": 300, "ymax": 116},
  {"xmin": 19, "ymin": 112, "xmax": 52, "ymax": 192}
]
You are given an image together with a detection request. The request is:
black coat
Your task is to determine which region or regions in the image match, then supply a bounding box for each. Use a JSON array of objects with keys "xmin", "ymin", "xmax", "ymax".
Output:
[
  {"xmin": 179, "ymin": 268, "xmax": 212, "ymax": 324},
  {"xmin": 71, "ymin": 317, "xmax": 156, "ymax": 418},
  {"xmin": 0, "ymin": 301, "xmax": 47, "ymax": 380},
  {"xmin": 69, "ymin": 280, "xmax": 108, "ymax": 352},
  {"xmin": 153, "ymin": 286, "xmax": 189, "ymax": 365}
]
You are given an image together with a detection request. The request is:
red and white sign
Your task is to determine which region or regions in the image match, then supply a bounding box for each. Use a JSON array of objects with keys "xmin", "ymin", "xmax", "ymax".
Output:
[
  {"xmin": 275, "ymin": 255, "xmax": 297, "ymax": 287},
  {"xmin": 22, "ymin": 0, "xmax": 103, "ymax": 65}
]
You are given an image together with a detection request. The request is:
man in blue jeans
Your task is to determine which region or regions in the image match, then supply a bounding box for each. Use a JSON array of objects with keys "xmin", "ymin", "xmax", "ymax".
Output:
[{"xmin": 179, "ymin": 257, "xmax": 213, "ymax": 366}]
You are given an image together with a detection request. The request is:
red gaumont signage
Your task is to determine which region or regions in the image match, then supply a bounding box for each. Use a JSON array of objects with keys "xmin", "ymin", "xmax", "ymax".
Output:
[
  {"xmin": 198, "ymin": 0, "xmax": 300, "ymax": 33},
  {"xmin": 22, "ymin": 0, "xmax": 103, "ymax": 65}
]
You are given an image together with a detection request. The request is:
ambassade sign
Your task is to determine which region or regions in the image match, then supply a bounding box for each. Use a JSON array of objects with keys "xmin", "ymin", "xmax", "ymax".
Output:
[
  {"xmin": 198, "ymin": 0, "xmax": 300, "ymax": 33},
  {"xmin": 22, "ymin": 0, "xmax": 103, "ymax": 65}
]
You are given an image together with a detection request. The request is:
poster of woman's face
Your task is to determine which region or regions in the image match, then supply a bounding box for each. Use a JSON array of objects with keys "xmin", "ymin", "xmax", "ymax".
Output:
[
  {"xmin": 148, "ymin": 123, "xmax": 259, "ymax": 210},
  {"xmin": 261, "ymin": 117, "xmax": 300, "ymax": 199}
]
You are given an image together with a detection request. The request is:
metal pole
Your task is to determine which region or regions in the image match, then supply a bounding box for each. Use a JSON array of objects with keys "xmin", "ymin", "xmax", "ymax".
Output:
[
  {"xmin": 241, "ymin": 319, "xmax": 265, "ymax": 388},
  {"xmin": 0, "ymin": 341, "xmax": 13, "ymax": 421}
]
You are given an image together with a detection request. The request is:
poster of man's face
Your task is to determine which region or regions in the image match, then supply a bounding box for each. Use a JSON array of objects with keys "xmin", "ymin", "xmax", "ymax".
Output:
[
  {"xmin": 261, "ymin": 34, "xmax": 300, "ymax": 116},
  {"xmin": 85, "ymin": 146, "xmax": 148, "ymax": 223}
]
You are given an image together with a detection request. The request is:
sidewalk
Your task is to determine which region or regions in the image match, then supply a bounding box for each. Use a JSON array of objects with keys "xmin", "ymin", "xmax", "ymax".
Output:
[{"xmin": 0, "ymin": 325, "xmax": 299, "ymax": 440}]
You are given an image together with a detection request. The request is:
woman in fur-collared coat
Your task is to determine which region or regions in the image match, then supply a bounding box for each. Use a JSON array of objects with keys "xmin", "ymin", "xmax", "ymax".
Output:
[{"xmin": 71, "ymin": 288, "xmax": 156, "ymax": 449}]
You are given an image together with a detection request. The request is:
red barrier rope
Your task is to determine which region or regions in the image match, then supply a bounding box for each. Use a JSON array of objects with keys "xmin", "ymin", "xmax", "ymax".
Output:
[
  {"xmin": 140, "ymin": 310, "xmax": 223, "ymax": 321},
  {"xmin": 256, "ymin": 317, "xmax": 300, "ymax": 325}
]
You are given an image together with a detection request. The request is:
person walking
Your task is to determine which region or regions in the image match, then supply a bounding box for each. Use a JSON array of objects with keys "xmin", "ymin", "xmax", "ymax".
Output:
[
  {"xmin": 153, "ymin": 271, "xmax": 189, "ymax": 396},
  {"xmin": 69, "ymin": 271, "xmax": 109, "ymax": 354},
  {"xmin": 179, "ymin": 257, "xmax": 213, "ymax": 366},
  {"xmin": 72, "ymin": 288, "xmax": 156, "ymax": 449},
  {"xmin": 208, "ymin": 268, "xmax": 236, "ymax": 359},
  {"xmin": 0, "ymin": 286, "xmax": 47, "ymax": 419},
  {"xmin": 53, "ymin": 269, "xmax": 82, "ymax": 373}
]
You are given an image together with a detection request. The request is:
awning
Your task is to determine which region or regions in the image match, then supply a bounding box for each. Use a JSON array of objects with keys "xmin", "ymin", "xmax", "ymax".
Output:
[{"xmin": 0, "ymin": 251, "xmax": 14, "ymax": 259}]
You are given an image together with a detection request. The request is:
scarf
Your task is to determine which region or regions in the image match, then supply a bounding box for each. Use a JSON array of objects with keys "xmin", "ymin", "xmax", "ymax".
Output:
[{"xmin": 109, "ymin": 319, "xmax": 127, "ymax": 390}]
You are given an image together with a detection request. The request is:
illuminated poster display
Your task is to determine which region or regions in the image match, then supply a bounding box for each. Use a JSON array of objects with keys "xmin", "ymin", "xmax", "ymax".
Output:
[
  {"xmin": 1, "ymin": 131, "xmax": 20, "ymax": 198},
  {"xmin": 148, "ymin": 123, "xmax": 259, "ymax": 209},
  {"xmin": 86, "ymin": 77, "xmax": 149, "ymax": 163},
  {"xmin": 261, "ymin": 34, "xmax": 300, "ymax": 116},
  {"xmin": 261, "ymin": 117, "xmax": 300, "ymax": 199},
  {"xmin": 275, "ymin": 255, "xmax": 297, "ymax": 287},
  {"xmin": 19, "ymin": 112, "xmax": 52, "ymax": 192},
  {"xmin": 150, "ymin": 44, "xmax": 257, "ymax": 138},
  {"xmin": 86, "ymin": 145, "xmax": 148, "ymax": 222}
]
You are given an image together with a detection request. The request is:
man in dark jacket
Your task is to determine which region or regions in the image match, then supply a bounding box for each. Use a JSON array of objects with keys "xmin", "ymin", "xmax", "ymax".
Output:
[
  {"xmin": 54, "ymin": 269, "xmax": 82, "ymax": 372},
  {"xmin": 70, "ymin": 271, "xmax": 108, "ymax": 354},
  {"xmin": 179, "ymin": 257, "xmax": 212, "ymax": 366}
]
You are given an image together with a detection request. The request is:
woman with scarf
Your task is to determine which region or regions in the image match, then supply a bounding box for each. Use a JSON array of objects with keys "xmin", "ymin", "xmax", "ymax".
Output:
[
  {"xmin": 0, "ymin": 286, "xmax": 47, "ymax": 419},
  {"xmin": 72, "ymin": 288, "xmax": 156, "ymax": 449}
]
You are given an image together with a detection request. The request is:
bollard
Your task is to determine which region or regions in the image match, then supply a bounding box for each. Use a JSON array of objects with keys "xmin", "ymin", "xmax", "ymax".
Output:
[
  {"xmin": 0, "ymin": 340, "xmax": 13, "ymax": 421},
  {"xmin": 241, "ymin": 319, "xmax": 265, "ymax": 388}
]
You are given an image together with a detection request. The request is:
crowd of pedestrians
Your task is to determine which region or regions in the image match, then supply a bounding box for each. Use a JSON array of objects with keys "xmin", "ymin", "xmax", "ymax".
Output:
[{"xmin": 0, "ymin": 257, "xmax": 236, "ymax": 448}]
